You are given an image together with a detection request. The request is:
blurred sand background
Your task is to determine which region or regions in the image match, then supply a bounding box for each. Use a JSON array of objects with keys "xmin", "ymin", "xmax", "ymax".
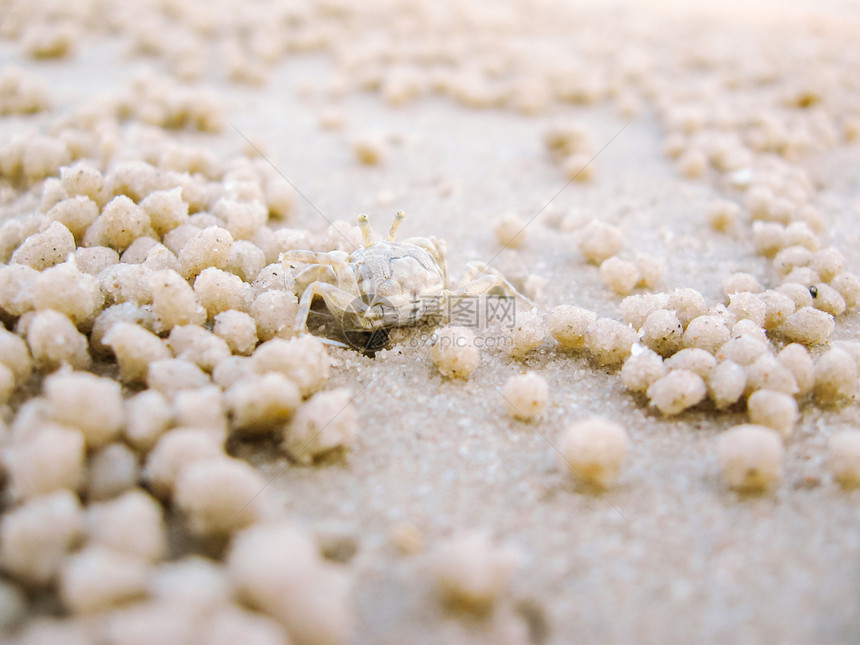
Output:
[{"xmin": 2, "ymin": 0, "xmax": 860, "ymax": 643}]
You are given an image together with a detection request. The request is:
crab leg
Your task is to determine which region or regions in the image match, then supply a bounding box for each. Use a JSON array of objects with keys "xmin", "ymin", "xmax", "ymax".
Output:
[
  {"xmin": 293, "ymin": 281, "xmax": 370, "ymax": 335},
  {"xmin": 280, "ymin": 250, "xmax": 349, "ymax": 268},
  {"xmin": 454, "ymin": 261, "xmax": 535, "ymax": 307}
]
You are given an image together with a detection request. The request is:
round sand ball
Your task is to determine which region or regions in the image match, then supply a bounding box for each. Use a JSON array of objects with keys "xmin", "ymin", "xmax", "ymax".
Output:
[
  {"xmin": 773, "ymin": 246, "xmax": 813, "ymax": 277},
  {"xmin": 32, "ymin": 259, "xmax": 103, "ymax": 326},
  {"xmin": 752, "ymin": 221, "xmax": 787, "ymax": 257},
  {"xmin": 167, "ymin": 325, "xmax": 232, "ymax": 373},
  {"xmin": 0, "ymin": 263, "xmax": 38, "ymax": 317},
  {"xmin": 544, "ymin": 123, "xmax": 593, "ymax": 157},
  {"xmin": 830, "ymin": 272, "xmax": 860, "ymax": 309},
  {"xmin": 744, "ymin": 354, "xmax": 799, "ymax": 396},
  {"xmin": 213, "ymin": 198, "xmax": 267, "ymax": 241},
  {"xmin": 86, "ymin": 490, "xmax": 166, "ymax": 562},
  {"xmin": 783, "ymin": 266, "xmax": 820, "ymax": 287},
  {"xmin": 547, "ymin": 305, "xmax": 596, "ymax": 349},
  {"xmin": 149, "ymin": 555, "xmax": 233, "ymax": 613},
  {"xmin": 731, "ymin": 319, "xmax": 768, "ymax": 345},
  {"xmin": 599, "ymin": 257, "xmax": 639, "ymax": 295},
  {"xmin": 431, "ymin": 326, "xmax": 480, "ymax": 378},
  {"xmin": 7, "ymin": 425, "xmax": 85, "ymax": 501},
  {"xmin": 431, "ymin": 532, "xmax": 518, "ymax": 613},
  {"xmin": 44, "ymin": 371, "xmax": 125, "ymax": 449},
  {"xmin": 164, "ymin": 223, "xmax": 202, "ymax": 255},
  {"xmin": 174, "ymin": 457, "xmax": 265, "ymax": 535},
  {"xmin": 810, "ymin": 247, "xmax": 845, "ymax": 282},
  {"xmin": 120, "ymin": 236, "xmax": 158, "ymax": 264},
  {"xmin": 620, "ymin": 346, "xmax": 666, "ymax": 393},
  {"xmin": 228, "ymin": 522, "xmax": 353, "ymax": 645},
  {"xmin": 214, "ymin": 309, "xmax": 259, "ymax": 355},
  {"xmin": 97, "ymin": 195, "xmax": 150, "ymax": 252},
  {"xmin": 139, "ymin": 187, "xmax": 189, "ymax": 236},
  {"xmin": 98, "ymin": 263, "xmax": 155, "ymax": 307},
  {"xmin": 620, "ymin": 293, "xmax": 668, "ymax": 330},
  {"xmin": 633, "ymin": 254, "xmax": 665, "ymax": 289},
  {"xmin": 194, "ymin": 267, "xmax": 253, "ymax": 318},
  {"xmin": 0, "ymin": 490, "xmax": 83, "ymax": 586},
  {"xmin": 664, "ymin": 348, "xmax": 716, "ymax": 380},
  {"xmin": 213, "ymin": 356, "xmax": 255, "ymax": 391},
  {"xmin": 0, "ymin": 328, "xmax": 32, "ymax": 386},
  {"xmin": 501, "ymin": 372, "xmax": 549, "ymax": 420},
  {"xmin": 103, "ymin": 322, "xmax": 171, "ymax": 384},
  {"xmin": 226, "ymin": 373, "xmax": 302, "ymax": 433},
  {"xmin": 667, "ymin": 288, "xmax": 708, "ymax": 328},
  {"xmin": 562, "ymin": 152, "xmax": 595, "ymax": 181},
  {"xmin": 493, "ymin": 214, "xmax": 526, "ymax": 249},
  {"xmin": 716, "ymin": 335, "xmax": 768, "ymax": 367},
  {"xmin": 747, "ymin": 390, "xmax": 798, "ymax": 439},
  {"xmin": 284, "ymin": 388, "xmax": 357, "ymax": 464},
  {"xmin": 202, "ymin": 605, "xmax": 290, "ymax": 645},
  {"xmin": 708, "ymin": 360, "xmax": 746, "ymax": 409},
  {"xmin": 584, "ymin": 318, "xmax": 638, "ymax": 366},
  {"xmin": 58, "ymin": 546, "xmax": 150, "ymax": 614},
  {"xmin": 722, "ymin": 273, "xmax": 763, "ymax": 297},
  {"xmin": 46, "ymin": 196, "xmax": 99, "ymax": 242},
  {"xmin": 777, "ymin": 343, "xmax": 814, "ymax": 396},
  {"xmin": 828, "ymin": 432, "xmax": 860, "ymax": 488},
  {"xmin": 150, "ymin": 269, "xmax": 207, "ymax": 331},
  {"xmin": 143, "ymin": 428, "xmax": 225, "ymax": 499},
  {"xmin": 178, "ymin": 226, "xmax": 234, "ymax": 279},
  {"xmin": 557, "ymin": 417, "xmax": 630, "ymax": 488},
  {"xmin": 60, "ymin": 162, "xmax": 104, "ymax": 202},
  {"xmin": 250, "ymin": 290, "xmax": 298, "ymax": 341},
  {"xmin": 578, "ymin": 220, "xmax": 623, "ymax": 264},
  {"xmin": 677, "ymin": 148, "xmax": 707, "ymax": 178},
  {"xmin": 225, "ymin": 240, "xmax": 267, "ymax": 283},
  {"xmin": 639, "ymin": 309, "xmax": 683, "ymax": 357},
  {"xmin": 251, "ymin": 335, "xmax": 330, "ymax": 397},
  {"xmin": 784, "ymin": 222, "xmax": 819, "ymax": 252},
  {"xmin": 727, "ymin": 292, "xmax": 767, "ymax": 328},
  {"xmin": 11, "ymin": 221, "xmax": 75, "ymax": 270},
  {"xmin": 172, "ymin": 386, "xmax": 227, "ymax": 438},
  {"xmin": 775, "ymin": 306, "xmax": 834, "ymax": 345},
  {"xmin": 85, "ymin": 443, "xmax": 140, "ymax": 501},
  {"xmin": 706, "ymin": 199, "xmax": 739, "ymax": 232},
  {"xmin": 353, "ymin": 135, "xmax": 386, "ymax": 165},
  {"xmin": 647, "ymin": 369, "xmax": 707, "ymax": 415},
  {"xmin": 507, "ymin": 309, "xmax": 545, "ymax": 358},
  {"xmin": 124, "ymin": 390, "xmax": 171, "ymax": 452},
  {"xmin": 147, "ymin": 358, "xmax": 210, "ymax": 395},
  {"xmin": 717, "ymin": 425, "xmax": 783, "ymax": 493},
  {"xmin": 759, "ymin": 290, "xmax": 796, "ymax": 330},
  {"xmin": 813, "ymin": 348, "xmax": 858, "ymax": 402},
  {"xmin": 810, "ymin": 282, "xmax": 846, "ymax": 317}
]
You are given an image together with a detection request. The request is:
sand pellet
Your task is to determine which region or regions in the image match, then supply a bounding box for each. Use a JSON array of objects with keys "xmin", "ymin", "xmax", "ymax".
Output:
[
  {"xmin": 501, "ymin": 372, "xmax": 549, "ymax": 420},
  {"xmin": 718, "ymin": 425, "xmax": 783, "ymax": 493},
  {"xmin": 647, "ymin": 369, "xmax": 707, "ymax": 415},
  {"xmin": 557, "ymin": 416, "xmax": 630, "ymax": 488},
  {"xmin": 828, "ymin": 432, "xmax": 860, "ymax": 488},
  {"xmin": 548, "ymin": 305, "xmax": 596, "ymax": 349}
]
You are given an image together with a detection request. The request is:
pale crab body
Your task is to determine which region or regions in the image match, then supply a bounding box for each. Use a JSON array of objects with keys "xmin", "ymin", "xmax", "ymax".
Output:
[
  {"xmin": 281, "ymin": 211, "xmax": 532, "ymax": 343},
  {"xmin": 348, "ymin": 239, "xmax": 447, "ymax": 327}
]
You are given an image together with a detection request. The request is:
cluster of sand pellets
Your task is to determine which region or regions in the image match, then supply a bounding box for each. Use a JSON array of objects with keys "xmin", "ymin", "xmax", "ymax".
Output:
[{"xmin": 1, "ymin": 0, "xmax": 860, "ymax": 642}]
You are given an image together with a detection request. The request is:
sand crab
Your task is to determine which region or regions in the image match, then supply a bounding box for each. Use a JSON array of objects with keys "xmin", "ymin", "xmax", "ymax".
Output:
[{"xmin": 280, "ymin": 211, "xmax": 533, "ymax": 348}]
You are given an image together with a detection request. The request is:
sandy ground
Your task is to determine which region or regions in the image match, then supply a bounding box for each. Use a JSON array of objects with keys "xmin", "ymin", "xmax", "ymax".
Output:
[{"xmin": 2, "ymin": 1, "xmax": 860, "ymax": 643}]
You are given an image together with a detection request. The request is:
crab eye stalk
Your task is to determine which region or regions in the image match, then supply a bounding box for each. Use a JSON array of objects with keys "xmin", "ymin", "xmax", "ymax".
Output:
[
  {"xmin": 357, "ymin": 213, "xmax": 373, "ymax": 248},
  {"xmin": 387, "ymin": 210, "xmax": 406, "ymax": 241}
]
